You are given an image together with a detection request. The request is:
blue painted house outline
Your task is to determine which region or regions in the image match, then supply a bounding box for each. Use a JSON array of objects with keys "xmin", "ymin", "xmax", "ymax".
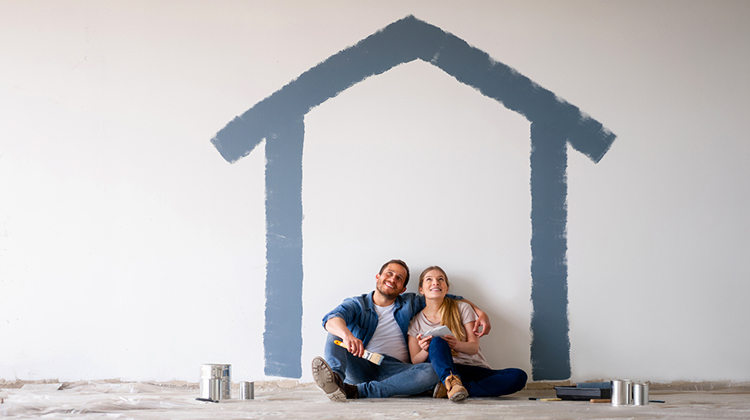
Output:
[{"xmin": 211, "ymin": 15, "xmax": 616, "ymax": 380}]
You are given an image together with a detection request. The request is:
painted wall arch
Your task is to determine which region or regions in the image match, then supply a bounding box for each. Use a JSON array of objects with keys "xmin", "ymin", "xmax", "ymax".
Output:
[{"xmin": 211, "ymin": 15, "xmax": 616, "ymax": 380}]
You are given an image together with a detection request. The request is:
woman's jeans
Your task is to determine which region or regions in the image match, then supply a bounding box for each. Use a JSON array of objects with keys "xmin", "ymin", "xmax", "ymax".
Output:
[{"xmin": 428, "ymin": 337, "xmax": 527, "ymax": 397}]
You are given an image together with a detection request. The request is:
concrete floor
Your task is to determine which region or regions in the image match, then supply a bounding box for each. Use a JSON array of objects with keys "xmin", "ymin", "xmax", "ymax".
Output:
[{"xmin": 2, "ymin": 380, "xmax": 750, "ymax": 419}]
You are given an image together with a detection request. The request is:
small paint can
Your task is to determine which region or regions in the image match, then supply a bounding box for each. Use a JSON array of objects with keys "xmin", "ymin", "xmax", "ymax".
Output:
[
  {"xmin": 199, "ymin": 364, "xmax": 232, "ymax": 401},
  {"xmin": 611, "ymin": 379, "xmax": 632, "ymax": 406},
  {"xmin": 239, "ymin": 381, "xmax": 254, "ymax": 400},
  {"xmin": 633, "ymin": 383, "xmax": 649, "ymax": 405}
]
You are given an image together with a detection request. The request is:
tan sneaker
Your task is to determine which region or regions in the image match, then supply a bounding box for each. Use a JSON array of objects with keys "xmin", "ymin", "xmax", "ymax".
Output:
[
  {"xmin": 444, "ymin": 374, "xmax": 468, "ymax": 402},
  {"xmin": 433, "ymin": 382, "xmax": 448, "ymax": 398}
]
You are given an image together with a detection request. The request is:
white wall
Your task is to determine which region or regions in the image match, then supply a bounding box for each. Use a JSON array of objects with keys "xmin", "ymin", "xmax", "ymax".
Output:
[{"xmin": 1, "ymin": 0, "xmax": 749, "ymax": 384}]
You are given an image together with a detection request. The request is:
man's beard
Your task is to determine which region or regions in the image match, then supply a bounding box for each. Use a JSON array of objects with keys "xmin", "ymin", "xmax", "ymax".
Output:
[{"xmin": 376, "ymin": 283, "xmax": 401, "ymax": 300}]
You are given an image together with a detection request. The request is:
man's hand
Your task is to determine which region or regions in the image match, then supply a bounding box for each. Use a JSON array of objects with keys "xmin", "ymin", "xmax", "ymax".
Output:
[
  {"xmin": 460, "ymin": 298, "xmax": 492, "ymax": 337},
  {"xmin": 474, "ymin": 310, "xmax": 491, "ymax": 337},
  {"xmin": 342, "ymin": 335, "xmax": 364, "ymax": 358},
  {"xmin": 325, "ymin": 317, "xmax": 365, "ymax": 357}
]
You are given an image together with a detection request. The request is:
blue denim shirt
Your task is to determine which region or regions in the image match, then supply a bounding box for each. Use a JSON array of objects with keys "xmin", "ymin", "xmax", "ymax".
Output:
[{"xmin": 321, "ymin": 291, "xmax": 463, "ymax": 348}]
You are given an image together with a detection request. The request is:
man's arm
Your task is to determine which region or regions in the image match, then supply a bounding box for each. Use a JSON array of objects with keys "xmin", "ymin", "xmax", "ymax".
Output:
[
  {"xmin": 459, "ymin": 298, "xmax": 491, "ymax": 337},
  {"xmin": 405, "ymin": 292, "xmax": 491, "ymax": 337},
  {"xmin": 324, "ymin": 316, "xmax": 365, "ymax": 357}
]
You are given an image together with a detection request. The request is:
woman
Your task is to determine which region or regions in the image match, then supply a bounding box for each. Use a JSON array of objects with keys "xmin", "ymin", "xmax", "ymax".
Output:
[{"xmin": 408, "ymin": 266, "xmax": 527, "ymax": 402}]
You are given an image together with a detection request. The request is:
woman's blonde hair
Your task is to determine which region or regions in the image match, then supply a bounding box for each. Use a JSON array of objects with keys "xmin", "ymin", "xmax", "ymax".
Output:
[{"xmin": 418, "ymin": 266, "xmax": 466, "ymax": 343}]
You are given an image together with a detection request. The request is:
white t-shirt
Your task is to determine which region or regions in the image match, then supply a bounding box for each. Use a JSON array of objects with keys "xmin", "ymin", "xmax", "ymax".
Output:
[
  {"xmin": 367, "ymin": 303, "xmax": 410, "ymax": 363},
  {"xmin": 408, "ymin": 301, "xmax": 491, "ymax": 369}
]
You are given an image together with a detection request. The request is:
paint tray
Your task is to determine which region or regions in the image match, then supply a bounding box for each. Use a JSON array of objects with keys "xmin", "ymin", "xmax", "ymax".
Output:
[{"xmin": 555, "ymin": 386, "xmax": 611, "ymax": 401}]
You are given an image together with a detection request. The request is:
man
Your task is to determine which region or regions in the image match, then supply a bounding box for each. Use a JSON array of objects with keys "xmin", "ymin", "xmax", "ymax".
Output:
[{"xmin": 311, "ymin": 259, "xmax": 491, "ymax": 401}]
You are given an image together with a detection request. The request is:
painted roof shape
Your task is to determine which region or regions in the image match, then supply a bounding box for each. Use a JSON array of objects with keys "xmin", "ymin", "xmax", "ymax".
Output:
[{"xmin": 211, "ymin": 15, "xmax": 616, "ymax": 164}]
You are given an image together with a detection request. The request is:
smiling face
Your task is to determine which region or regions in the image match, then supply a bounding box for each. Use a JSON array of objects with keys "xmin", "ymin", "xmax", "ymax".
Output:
[
  {"xmin": 375, "ymin": 263, "xmax": 408, "ymax": 302},
  {"xmin": 418, "ymin": 267, "xmax": 449, "ymax": 299}
]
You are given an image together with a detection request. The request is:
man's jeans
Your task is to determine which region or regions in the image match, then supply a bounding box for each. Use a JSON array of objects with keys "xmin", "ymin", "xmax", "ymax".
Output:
[
  {"xmin": 428, "ymin": 337, "xmax": 528, "ymax": 397},
  {"xmin": 324, "ymin": 333, "xmax": 439, "ymax": 398}
]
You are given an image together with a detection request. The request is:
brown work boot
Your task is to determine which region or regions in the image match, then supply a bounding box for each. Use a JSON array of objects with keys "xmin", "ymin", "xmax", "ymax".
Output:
[
  {"xmin": 311, "ymin": 357, "xmax": 359, "ymax": 401},
  {"xmin": 341, "ymin": 381, "xmax": 359, "ymax": 399},
  {"xmin": 444, "ymin": 374, "xmax": 468, "ymax": 402},
  {"xmin": 433, "ymin": 382, "xmax": 448, "ymax": 398}
]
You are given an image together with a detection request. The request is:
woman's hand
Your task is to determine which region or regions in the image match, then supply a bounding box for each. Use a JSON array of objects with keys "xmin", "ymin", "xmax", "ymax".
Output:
[
  {"xmin": 417, "ymin": 334, "xmax": 433, "ymax": 352},
  {"xmin": 442, "ymin": 334, "xmax": 459, "ymax": 349}
]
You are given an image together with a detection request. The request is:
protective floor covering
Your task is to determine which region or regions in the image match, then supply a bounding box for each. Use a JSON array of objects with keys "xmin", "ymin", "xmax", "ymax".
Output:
[{"xmin": 2, "ymin": 380, "xmax": 750, "ymax": 419}]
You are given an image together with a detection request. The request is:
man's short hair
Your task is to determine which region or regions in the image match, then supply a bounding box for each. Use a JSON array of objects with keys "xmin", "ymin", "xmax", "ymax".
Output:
[{"xmin": 379, "ymin": 259, "xmax": 410, "ymax": 287}]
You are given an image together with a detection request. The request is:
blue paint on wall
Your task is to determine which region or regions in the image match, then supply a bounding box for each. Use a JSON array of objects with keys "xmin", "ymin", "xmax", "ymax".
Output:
[
  {"xmin": 530, "ymin": 122, "xmax": 571, "ymax": 380},
  {"xmin": 264, "ymin": 119, "xmax": 305, "ymax": 378},
  {"xmin": 211, "ymin": 15, "xmax": 616, "ymax": 380}
]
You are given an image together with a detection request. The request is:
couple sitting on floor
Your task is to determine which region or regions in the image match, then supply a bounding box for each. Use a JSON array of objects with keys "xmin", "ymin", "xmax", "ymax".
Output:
[{"xmin": 312, "ymin": 259, "xmax": 527, "ymax": 402}]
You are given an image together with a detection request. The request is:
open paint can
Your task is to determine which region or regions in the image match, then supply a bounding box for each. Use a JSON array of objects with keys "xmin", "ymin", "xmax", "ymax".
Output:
[
  {"xmin": 199, "ymin": 364, "xmax": 231, "ymax": 401},
  {"xmin": 633, "ymin": 383, "xmax": 649, "ymax": 405},
  {"xmin": 199, "ymin": 378, "xmax": 221, "ymax": 401},
  {"xmin": 611, "ymin": 379, "xmax": 632, "ymax": 406}
]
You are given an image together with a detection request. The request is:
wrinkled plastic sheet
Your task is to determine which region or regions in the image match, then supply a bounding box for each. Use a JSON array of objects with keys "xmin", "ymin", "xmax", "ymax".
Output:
[
  {"xmin": 0, "ymin": 381, "xmax": 317, "ymax": 419},
  {"xmin": 3, "ymin": 382, "xmax": 172, "ymax": 418},
  {"xmin": 3, "ymin": 380, "xmax": 750, "ymax": 420}
]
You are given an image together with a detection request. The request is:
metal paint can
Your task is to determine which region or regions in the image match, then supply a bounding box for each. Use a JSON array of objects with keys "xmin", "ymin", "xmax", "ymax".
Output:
[
  {"xmin": 611, "ymin": 379, "xmax": 632, "ymax": 406},
  {"xmin": 239, "ymin": 381, "xmax": 254, "ymax": 400},
  {"xmin": 633, "ymin": 383, "xmax": 649, "ymax": 405},
  {"xmin": 199, "ymin": 378, "xmax": 222, "ymax": 401},
  {"xmin": 199, "ymin": 364, "xmax": 232, "ymax": 401}
]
